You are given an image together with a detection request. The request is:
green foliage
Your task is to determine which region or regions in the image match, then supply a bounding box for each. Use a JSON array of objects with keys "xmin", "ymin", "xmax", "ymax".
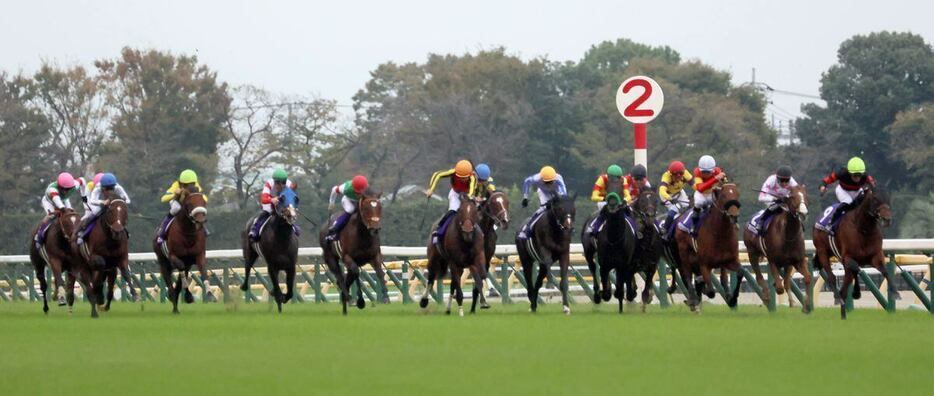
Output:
[
  {"xmin": 0, "ymin": 73, "xmax": 51, "ymax": 213},
  {"xmin": 897, "ymin": 192, "xmax": 934, "ymax": 239},
  {"xmin": 888, "ymin": 103, "xmax": 934, "ymax": 191}
]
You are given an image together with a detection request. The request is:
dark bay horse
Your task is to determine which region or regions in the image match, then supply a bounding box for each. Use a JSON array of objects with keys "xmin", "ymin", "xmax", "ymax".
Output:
[
  {"xmin": 516, "ymin": 194, "xmax": 576, "ymax": 314},
  {"xmin": 242, "ymin": 187, "xmax": 299, "ymax": 313},
  {"xmin": 813, "ymin": 186, "xmax": 892, "ymax": 319},
  {"xmin": 420, "ymin": 193, "xmax": 486, "ymax": 316},
  {"xmin": 319, "ymin": 189, "xmax": 387, "ymax": 315},
  {"xmin": 630, "ymin": 188, "xmax": 662, "ymax": 311},
  {"xmin": 672, "ymin": 182, "xmax": 742, "ymax": 312},
  {"xmin": 76, "ymin": 198, "xmax": 134, "ymax": 316},
  {"xmin": 477, "ymin": 190, "xmax": 509, "ymax": 309},
  {"xmin": 29, "ymin": 208, "xmax": 80, "ymax": 313},
  {"xmin": 743, "ymin": 185, "xmax": 812, "ymax": 313},
  {"xmin": 153, "ymin": 186, "xmax": 210, "ymax": 314},
  {"xmin": 582, "ymin": 179, "xmax": 636, "ymax": 313}
]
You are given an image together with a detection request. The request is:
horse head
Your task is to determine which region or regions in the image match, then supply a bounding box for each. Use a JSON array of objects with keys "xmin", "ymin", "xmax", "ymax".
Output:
[
  {"xmin": 101, "ymin": 197, "xmax": 129, "ymax": 241},
  {"xmin": 549, "ymin": 193, "xmax": 576, "ymax": 232},
  {"xmin": 182, "ymin": 187, "xmax": 208, "ymax": 228},
  {"xmin": 862, "ymin": 186, "xmax": 892, "ymax": 228},
  {"xmin": 714, "ymin": 182, "xmax": 741, "ymax": 224},
  {"xmin": 603, "ymin": 177, "xmax": 625, "ymax": 214},
  {"xmin": 482, "ymin": 191, "xmax": 510, "ymax": 229},
  {"xmin": 455, "ymin": 192, "xmax": 479, "ymax": 242},
  {"xmin": 275, "ymin": 186, "xmax": 299, "ymax": 226},
  {"xmin": 57, "ymin": 208, "xmax": 79, "ymax": 242},
  {"xmin": 358, "ymin": 189, "xmax": 382, "ymax": 236},
  {"xmin": 788, "ymin": 184, "xmax": 809, "ymax": 221},
  {"xmin": 635, "ymin": 189, "xmax": 659, "ymax": 219}
]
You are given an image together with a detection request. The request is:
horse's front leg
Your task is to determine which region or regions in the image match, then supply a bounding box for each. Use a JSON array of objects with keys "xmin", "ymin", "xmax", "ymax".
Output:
[
  {"xmin": 797, "ymin": 257, "xmax": 813, "ymax": 314},
  {"xmin": 699, "ymin": 263, "xmax": 715, "ymax": 300},
  {"xmin": 371, "ymin": 252, "xmax": 390, "ymax": 304},
  {"xmin": 873, "ymin": 252, "xmax": 899, "ymax": 304},
  {"xmin": 104, "ymin": 270, "xmax": 116, "ymax": 312},
  {"xmin": 558, "ymin": 254, "xmax": 571, "ymax": 315},
  {"xmin": 117, "ymin": 257, "xmax": 138, "ymax": 302},
  {"xmin": 268, "ymin": 267, "xmax": 283, "ymax": 313},
  {"xmin": 448, "ymin": 266, "xmax": 463, "ymax": 316},
  {"xmin": 749, "ymin": 254, "xmax": 769, "ymax": 305},
  {"xmin": 470, "ymin": 258, "xmax": 487, "ymax": 314},
  {"xmin": 196, "ymin": 253, "xmax": 214, "ymax": 302},
  {"xmin": 344, "ymin": 258, "xmax": 365, "ymax": 311}
]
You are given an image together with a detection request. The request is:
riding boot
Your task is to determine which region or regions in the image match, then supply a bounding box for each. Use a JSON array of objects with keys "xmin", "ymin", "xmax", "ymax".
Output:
[
  {"xmin": 432, "ymin": 210, "xmax": 456, "ymax": 243},
  {"xmin": 326, "ymin": 212, "xmax": 350, "ymax": 242},
  {"xmin": 625, "ymin": 207, "xmax": 643, "ymax": 239},
  {"xmin": 249, "ymin": 211, "xmax": 271, "ymax": 242},
  {"xmin": 689, "ymin": 207, "xmax": 702, "ymax": 234},
  {"xmin": 590, "ymin": 212, "xmax": 605, "ymax": 236},
  {"xmin": 756, "ymin": 206, "xmax": 777, "ymax": 235},
  {"xmin": 156, "ymin": 214, "xmax": 172, "ymax": 244},
  {"xmin": 76, "ymin": 218, "xmax": 90, "ymax": 245},
  {"xmin": 661, "ymin": 210, "xmax": 676, "ymax": 241}
]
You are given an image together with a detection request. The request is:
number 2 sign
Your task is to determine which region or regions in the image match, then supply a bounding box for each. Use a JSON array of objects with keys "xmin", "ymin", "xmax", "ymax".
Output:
[{"xmin": 615, "ymin": 76, "xmax": 664, "ymax": 124}]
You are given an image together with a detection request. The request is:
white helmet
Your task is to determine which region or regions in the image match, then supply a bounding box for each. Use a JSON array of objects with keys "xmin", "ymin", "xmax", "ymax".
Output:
[{"xmin": 698, "ymin": 155, "xmax": 716, "ymax": 172}]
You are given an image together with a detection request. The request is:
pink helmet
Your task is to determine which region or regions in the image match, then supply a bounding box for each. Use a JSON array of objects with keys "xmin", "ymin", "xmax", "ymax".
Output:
[
  {"xmin": 57, "ymin": 172, "xmax": 76, "ymax": 189},
  {"xmin": 93, "ymin": 172, "xmax": 104, "ymax": 185}
]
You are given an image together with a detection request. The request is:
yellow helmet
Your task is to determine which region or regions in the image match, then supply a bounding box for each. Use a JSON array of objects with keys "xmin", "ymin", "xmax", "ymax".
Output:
[
  {"xmin": 454, "ymin": 160, "xmax": 473, "ymax": 178},
  {"xmin": 540, "ymin": 166, "xmax": 557, "ymax": 182},
  {"xmin": 179, "ymin": 169, "xmax": 198, "ymax": 184}
]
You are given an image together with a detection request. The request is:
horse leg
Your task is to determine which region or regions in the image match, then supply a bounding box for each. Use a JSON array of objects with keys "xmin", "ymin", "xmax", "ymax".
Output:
[
  {"xmin": 117, "ymin": 257, "xmax": 137, "ymax": 302},
  {"xmin": 616, "ymin": 268, "xmax": 625, "ymax": 314},
  {"xmin": 560, "ymin": 258, "xmax": 571, "ymax": 315},
  {"xmin": 814, "ymin": 250, "xmax": 839, "ymax": 305},
  {"xmin": 65, "ymin": 272, "xmax": 77, "ymax": 314},
  {"xmin": 448, "ymin": 266, "xmax": 463, "ymax": 316},
  {"xmin": 269, "ymin": 267, "xmax": 283, "ymax": 313},
  {"xmin": 625, "ymin": 274, "xmax": 638, "ymax": 302},
  {"xmin": 470, "ymin": 262, "xmax": 486, "ymax": 314},
  {"xmin": 172, "ymin": 273, "xmax": 183, "ymax": 314},
  {"xmin": 749, "ymin": 254, "xmax": 769, "ymax": 306},
  {"xmin": 371, "ymin": 253, "xmax": 391, "ymax": 304},
  {"xmin": 783, "ymin": 266, "xmax": 795, "ymax": 308},
  {"xmin": 532, "ymin": 262, "xmax": 549, "ymax": 313},
  {"xmin": 347, "ymin": 263, "xmax": 365, "ymax": 310},
  {"xmin": 80, "ymin": 268, "xmax": 99, "ymax": 319},
  {"xmin": 105, "ymin": 270, "xmax": 116, "ymax": 312},
  {"xmin": 719, "ymin": 269, "xmax": 734, "ymax": 309},
  {"xmin": 241, "ymin": 246, "xmax": 257, "ymax": 292},
  {"xmin": 874, "ymin": 252, "xmax": 899, "ymax": 303},
  {"xmin": 847, "ymin": 258, "xmax": 862, "ymax": 300},
  {"xmin": 196, "ymin": 255, "xmax": 213, "ymax": 303},
  {"xmin": 838, "ymin": 264, "xmax": 856, "ymax": 320},
  {"xmin": 325, "ymin": 256, "xmax": 347, "ymax": 315},
  {"xmin": 52, "ymin": 263, "xmax": 66, "ymax": 306},
  {"xmin": 284, "ymin": 265, "xmax": 296, "ymax": 305},
  {"xmin": 585, "ymin": 249, "xmax": 600, "ymax": 304},
  {"xmin": 797, "ymin": 258, "xmax": 813, "ymax": 314},
  {"xmin": 642, "ymin": 266, "xmax": 657, "ymax": 312},
  {"xmin": 518, "ymin": 249, "xmax": 536, "ymax": 311},
  {"xmin": 159, "ymin": 263, "xmax": 178, "ymax": 314},
  {"xmin": 677, "ymin": 263, "xmax": 698, "ymax": 310},
  {"xmin": 699, "ymin": 264, "xmax": 715, "ymax": 299},
  {"xmin": 35, "ymin": 261, "xmax": 49, "ymax": 314},
  {"xmin": 769, "ymin": 262, "xmax": 785, "ymax": 296}
]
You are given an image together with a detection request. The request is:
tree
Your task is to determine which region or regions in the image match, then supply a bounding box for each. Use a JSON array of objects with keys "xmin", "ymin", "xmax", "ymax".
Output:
[
  {"xmin": 94, "ymin": 48, "xmax": 230, "ymax": 212},
  {"xmin": 219, "ymin": 85, "xmax": 284, "ymax": 207},
  {"xmin": 30, "ymin": 63, "xmax": 110, "ymax": 175},
  {"xmin": 795, "ymin": 32, "xmax": 934, "ymax": 189},
  {"xmin": 0, "ymin": 73, "xmax": 52, "ymax": 213},
  {"xmin": 888, "ymin": 103, "xmax": 934, "ymax": 192},
  {"xmin": 276, "ymin": 97, "xmax": 350, "ymax": 191}
]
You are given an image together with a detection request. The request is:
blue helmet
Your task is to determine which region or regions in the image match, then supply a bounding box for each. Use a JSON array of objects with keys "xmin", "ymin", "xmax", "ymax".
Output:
[
  {"xmin": 100, "ymin": 173, "xmax": 117, "ymax": 187},
  {"xmin": 475, "ymin": 163, "xmax": 491, "ymax": 180}
]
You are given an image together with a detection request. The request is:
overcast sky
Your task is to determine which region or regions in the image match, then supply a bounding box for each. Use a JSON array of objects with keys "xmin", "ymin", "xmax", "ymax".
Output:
[{"xmin": 2, "ymin": 0, "xmax": 931, "ymax": 125}]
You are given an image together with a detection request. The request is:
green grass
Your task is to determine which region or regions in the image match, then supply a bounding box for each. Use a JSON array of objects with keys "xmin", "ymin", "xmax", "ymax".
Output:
[{"xmin": 0, "ymin": 300, "xmax": 931, "ymax": 395}]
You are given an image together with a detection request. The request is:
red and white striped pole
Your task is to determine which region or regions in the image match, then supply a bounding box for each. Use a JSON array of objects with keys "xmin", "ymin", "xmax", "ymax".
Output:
[
  {"xmin": 634, "ymin": 123, "xmax": 647, "ymax": 170},
  {"xmin": 616, "ymin": 76, "xmax": 664, "ymax": 173}
]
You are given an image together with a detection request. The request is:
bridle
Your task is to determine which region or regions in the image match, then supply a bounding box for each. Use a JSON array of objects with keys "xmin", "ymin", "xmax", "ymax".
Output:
[{"xmin": 480, "ymin": 192, "xmax": 509, "ymax": 228}]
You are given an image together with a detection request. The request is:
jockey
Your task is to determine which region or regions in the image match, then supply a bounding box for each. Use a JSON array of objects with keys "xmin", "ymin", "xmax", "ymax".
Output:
[
  {"xmin": 659, "ymin": 160, "xmax": 693, "ymax": 234},
  {"xmin": 156, "ymin": 169, "xmax": 208, "ymax": 243},
  {"xmin": 325, "ymin": 175, "xmax": 369, "ymax": 241},
  {"xmin": 77, "ymin": 173, "xmax": 131, "ymax": 245},
  {"xmin": 248, "ymin": 168, "xmax": 298, "ymax": 241},
  {"xmin": 587, "ymin": 164, "xmax": 630, "ymax": 235},
  {"xmin": 85, "ymin": 172, "xmax": 104, "ymax": 202},
  {"xmin": 689, "ymin": 155, "xmax": 727, "ymax": 233},
  {"xmin": 41, "ymin": 172, "xmax": 89, "ymax": 217},
  {"xmin": 471, "ymin": 163, "xmax": 497, "ymax": 200},
  {"xmin": 624, "ymin": 164, "xmax": 652, "ymax": 204},
  {"xmin": 754, "ymin": 166, "xmax": 799, "ymax": 234},
  {"xmin": 518, "ymin": 166, "xmax": 567, "ymax": 239},
  {"xmin": 819, "ymin": 157, "xmax": 875, "ymax": 224},
  {"xmin": 426, "ymin": 160, "xmax": 477, "ymax": 235}
]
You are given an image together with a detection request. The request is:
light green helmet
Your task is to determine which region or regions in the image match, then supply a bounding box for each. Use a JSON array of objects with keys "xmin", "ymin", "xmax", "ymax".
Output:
[
  {"xmin": 607, "ymin": 164, "xmax": 623, "ymax": 177},
  {"xmin": 179, "ymin": 169, "xmax": 198, "ymax": 184},
  {"xmin": 272, "ymin": 168, "xmax": 288, "ymax": 182},
  {"xmin": 847, "ymin": 157, "xmax": 866, "ymax": 174}
]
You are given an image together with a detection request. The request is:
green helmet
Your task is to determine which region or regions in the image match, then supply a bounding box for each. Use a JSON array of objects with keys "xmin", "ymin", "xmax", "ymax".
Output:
[
  {"xmin": 272, "ymin": 168, "xmax": 288, "ymax": 182},
  {"xmin": 179, "ymin": 169, "xmax": 198, "ymax": 184},
  {"xmin": 607, "ymin": 164, "xmax": 623, "ymax": 177},
  {"xmin": 847, "ymin": 157, "xmax": 866, "ymax": 174}
]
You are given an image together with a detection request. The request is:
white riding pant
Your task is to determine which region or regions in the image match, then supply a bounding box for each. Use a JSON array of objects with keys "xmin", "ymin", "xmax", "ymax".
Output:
[
  {"xmin": 341, "ymin": 196, "xmax": 356, "ymax": 214},
  {"xmin": 447, "ymin": 189, "xmax": 461, "ymax": 212},
  {"xmin": 693, "ymin": 190, "xmax": 713, "ymax": 209},
  {"xmin": 836, "ymin": 185, "xmax": 858, "ymax": 204},
  {"xmin": 169, "ymin": 199, "xmax": 182, "ymax": 215},
  {"xmin": 41, "ymin": 196, "xmax": 71, "ymax": 214},
  {"xmin": 81, "ymin": 204, "xmax": 103, "ymax": 221},
  {"xmin": 664, "ymin": 190, "xmax": 689, "ymax": 213}
]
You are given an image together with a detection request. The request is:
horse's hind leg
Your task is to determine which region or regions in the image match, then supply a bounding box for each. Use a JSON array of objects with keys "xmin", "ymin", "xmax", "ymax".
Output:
[
  {"xmin": 783, "ymin": 266, "xmax": 795, "ymax": 308},
  {"xmin": 105, "ymin": 270, "xmax": 116, "ymax": 312},
  {"xmin": 749, "ymin": 254, "xmax": 769, "ymax": 306},
  {"xmin": 241, "ymin": 246, "xmax": 258, "ymax": 292},
  {"xmin": 284, "ymin": 265, "xmax": 296, "ymax": 305},
  {"xmin": 371, "ymin": 254, "xmax": 390, "ymax": 304},
  {"xmin": 797, "ymin": 258, "xmax": 813, "ymax": 314},
  {"xmin": 65, "ymin": 272, "xmax": 77, "ymax": 314},
  {"xmin": 642, "ymin": 266, "xmax": 657, "ymax": 311},
  {"xmin": 34, "ymin": 261, "xmax": 49, "ymax": 314},
  {"xmin": 448, "ymin": 266, "xmax": 464, "ymax": 316},
  {"xmin": 616, "ymin": 268, "xmax": 625, "ymax": 314},
  {"xmin": 345, "ymin": 264, "xmax": 365, "ymax": 310},
  {"xmin": 470, "ymin": 264, "xmax": 486, "ymax": 314},
  {"xmin": 269, "ymin": 267, "xmax": 283, "ymax": 313}
]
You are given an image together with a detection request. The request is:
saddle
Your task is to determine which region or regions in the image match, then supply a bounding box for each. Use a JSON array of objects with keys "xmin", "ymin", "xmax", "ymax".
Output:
[
  {"xmin": 815, "ymin": 203, "xmax": 844, "ymax": 234},
  {"xmin": 747, "ymin": 208, "xmax": 779, "ymax": 236}
]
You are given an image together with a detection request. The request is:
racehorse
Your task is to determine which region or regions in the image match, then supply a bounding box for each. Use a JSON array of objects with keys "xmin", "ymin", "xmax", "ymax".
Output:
[
  {"xmin": 153, "ymin": 185, "xmax": 210, "ymax": 314},
  {"xmin": 241, "ymin": 187, "xmax": 299, "ymax": 313},
  {"xmin": 743, "ymin": 185, "xmax": 812, "ymax": 313},
  {"xmin": 516, "ymin": 194, "xmax": 576, "ymax": 314},
  {"xmin": 318, "ymin": 189, "xmax": 387, "ymax": 315},
  {"xmin": 671, "ymin": 182, "xmax": 743, "ymax": 312},
  {"xmin": 582, "ymin": 178, "xmax": 636, "ymax": 313},
  {"xmin": 813, "ymin": 186, "xmax": 893, "ymax": 319},
  {"xmin": 630, "ymin": 188, "xmax": 662, "ymax": 311},
  {"xmin": 76, "ymin": 197, "xmax": 134, "ymax": 316},
  {"xmin": 477, "ymin": 190, "xmax": 509, "ymax": 309},
  {"xmin": 29, "ymin": 208, "xmax": 80, "ymax": 314},
  {"xmin": 420, "ymin": 193, "xmax": 486, "ymax": 316}
]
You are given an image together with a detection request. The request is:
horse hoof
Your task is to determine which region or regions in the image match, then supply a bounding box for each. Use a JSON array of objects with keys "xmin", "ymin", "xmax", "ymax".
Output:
[
  {"xmin": 356, "ymin": 298, "xmax": 366, "ymax": 310},
  {"xmin": 458, "ymin": 308, "xmax": 464, "ymax": 317},
  {"xmin": 776, "ymin": 287, "xmax": 785, "ymax": 295},
  {"xmin": 239, "ymin": 283, "xmax": 249, "ymax": 292},
  {"xmin": 802, "ymin": 306, "xmax": 811, "ymax": 314},
  {"xmin": 183, "ymin": 291, "xmax": 194, "ymax": 304},
  {"xmin": 852, "ymin": 289, "xmax": 862, "ymax": 300},
  {"xmin": 445, "ymin": 309, "xmax": 451, "ymax": 315},
  {"xmin": 419, "ymin": 298, "xmax": 429, "ymax": 309},
  {"xmin": 381, "ymin": 297, "xmax": 391, "ymax": 304},
  {"xmin": 173, "ymin": 309, "xmax": 180, "ymax": 315},
  {"xmin": 204, "ymin": 292, "xmax": 217, "ymax": 303},
  {"xmin": 641, "ymin": 304, "xmax": 647, "ymax": 313},
  {"xmin": 43, "ymin": 305, "xmax": 49, "ymax": 314},
  {"xmin": 57, "ymin": 296, "xmax": 66, "ymax": 306},
  {"xmin": 480, "ymin": 302, "xmax": 491, "ymax": 309},
  {"xmin": 563, "ymin": 306, "xmax": 571, "ymax": 315}
]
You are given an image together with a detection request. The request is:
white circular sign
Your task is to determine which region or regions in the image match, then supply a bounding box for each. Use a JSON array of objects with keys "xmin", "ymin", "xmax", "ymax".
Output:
[{"xmin": 615, "ymin": 76, "xmax": 664, "ymax": 124}]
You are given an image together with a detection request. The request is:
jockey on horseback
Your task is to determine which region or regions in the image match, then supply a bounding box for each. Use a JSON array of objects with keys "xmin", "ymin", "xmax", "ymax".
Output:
[
  {"xmin": 325, "ymin": 175, "xmax": 369, "ymax": 241},
  {"xmin": 753, "ymin": 165, "xmax": 798, "ymax": 234},
  {"xmin": 426, "ymin": 160, "xmax": 477, "ymax": 241},
  {"xmin": 472, "ymin": 163, "xmax": 496, "ymax": 200},
  {"xmin": 688, "ymin": 155, "xmax": 727, "ymax": 234},
  {"xmin": 249, "ymin": 168, "xmax": 298, "ymax": 242},
  {"xmin": 587, "ymin": 164, "xmax": 631, "ymax": 236},
  {"xmin": 77, "ymin": 173, "xmax": 131, "ymax": 245},
  {"xmin": 517, "ymin": 166, "xmax": 567, "ymax": 239},
  {"xmin": 819, "ymin": 157, "xmax": 875, "ymax": 227},
  {"xmin": 36, "ymin": 172, "xmax": 89, "ymax": 246},
  {"xmin": 659, "ymin": 160, "xmax": 692, "ymax": 239},
  {"xmin": 84, "ymin": 172, "xmax": 104, "ymax": 201},
  {"xmin": 156, "ymin": 169, "xmax": 208, "ymax": 244},
  {"xmin": 624, "ymin": 164, "xmax": 651, "ymax": 203}
]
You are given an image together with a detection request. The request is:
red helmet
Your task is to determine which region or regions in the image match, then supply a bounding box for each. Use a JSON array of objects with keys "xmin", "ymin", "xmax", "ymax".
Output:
[
  {"xmin": 351, "ymin": 175, "xmax": 368, "ymax": 193},
  {"xmin": 668, "ymin": 161, "xmax": 685, "ymax": 174}
]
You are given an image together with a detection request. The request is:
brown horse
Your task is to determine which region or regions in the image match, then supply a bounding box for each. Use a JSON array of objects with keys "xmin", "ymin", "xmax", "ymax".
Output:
[
  {"xmin": 318, "ymin": 189, "xmax": 387, "ymax": 315},
  {"xmin": 743, "ymin": 185, "xmax": 812, "ymax": 313},
  {"xmin": 153, "ymin": 186, "xmax": 210, "ymax": 314},
  {"xmin": 671, "ymin": 182, "xmax": 742, "ymax": 312},
  {"xmin": 516, "ymin": 194, "xmax": 576, "ymax": 314},
  {"xmin": 420, "ymin": 193, "xmax": 486, "ymax": 316},
  {"xmin": 813, "ymin": 186, "xmax": 893, "ymax": 319},
  {"xmin": 242, "ymin": 186, "xmax": 299, "ymax": 313},
  {"xmin": 477, "ymin": 190, "xmax": 509, "ymax": 309},
  {"xmin": 76, "ymin": 198, "xmax": 134, "ymax": 316},
  {"xmin": 29, "ymin": 208, "xmax": 80, "ymax": 313}
]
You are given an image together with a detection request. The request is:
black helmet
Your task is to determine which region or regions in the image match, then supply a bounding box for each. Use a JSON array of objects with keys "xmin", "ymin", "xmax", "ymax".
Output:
[
  {"xmin": 776, "ymin": 165, "xmax": 792, "ymax": 179},
  {"xmin": 631, "ymin": 164, "xmax": 647, "ymax": 179}
]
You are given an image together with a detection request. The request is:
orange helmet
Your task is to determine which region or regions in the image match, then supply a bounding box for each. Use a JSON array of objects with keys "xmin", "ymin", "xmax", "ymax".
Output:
[
  {"xmin": 539, "ymin": 166, "xmax": 557, "ymax": 182},
  {"xmin": 454, "ymin": 160, "xmax": 473, "ymax": 178}
]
